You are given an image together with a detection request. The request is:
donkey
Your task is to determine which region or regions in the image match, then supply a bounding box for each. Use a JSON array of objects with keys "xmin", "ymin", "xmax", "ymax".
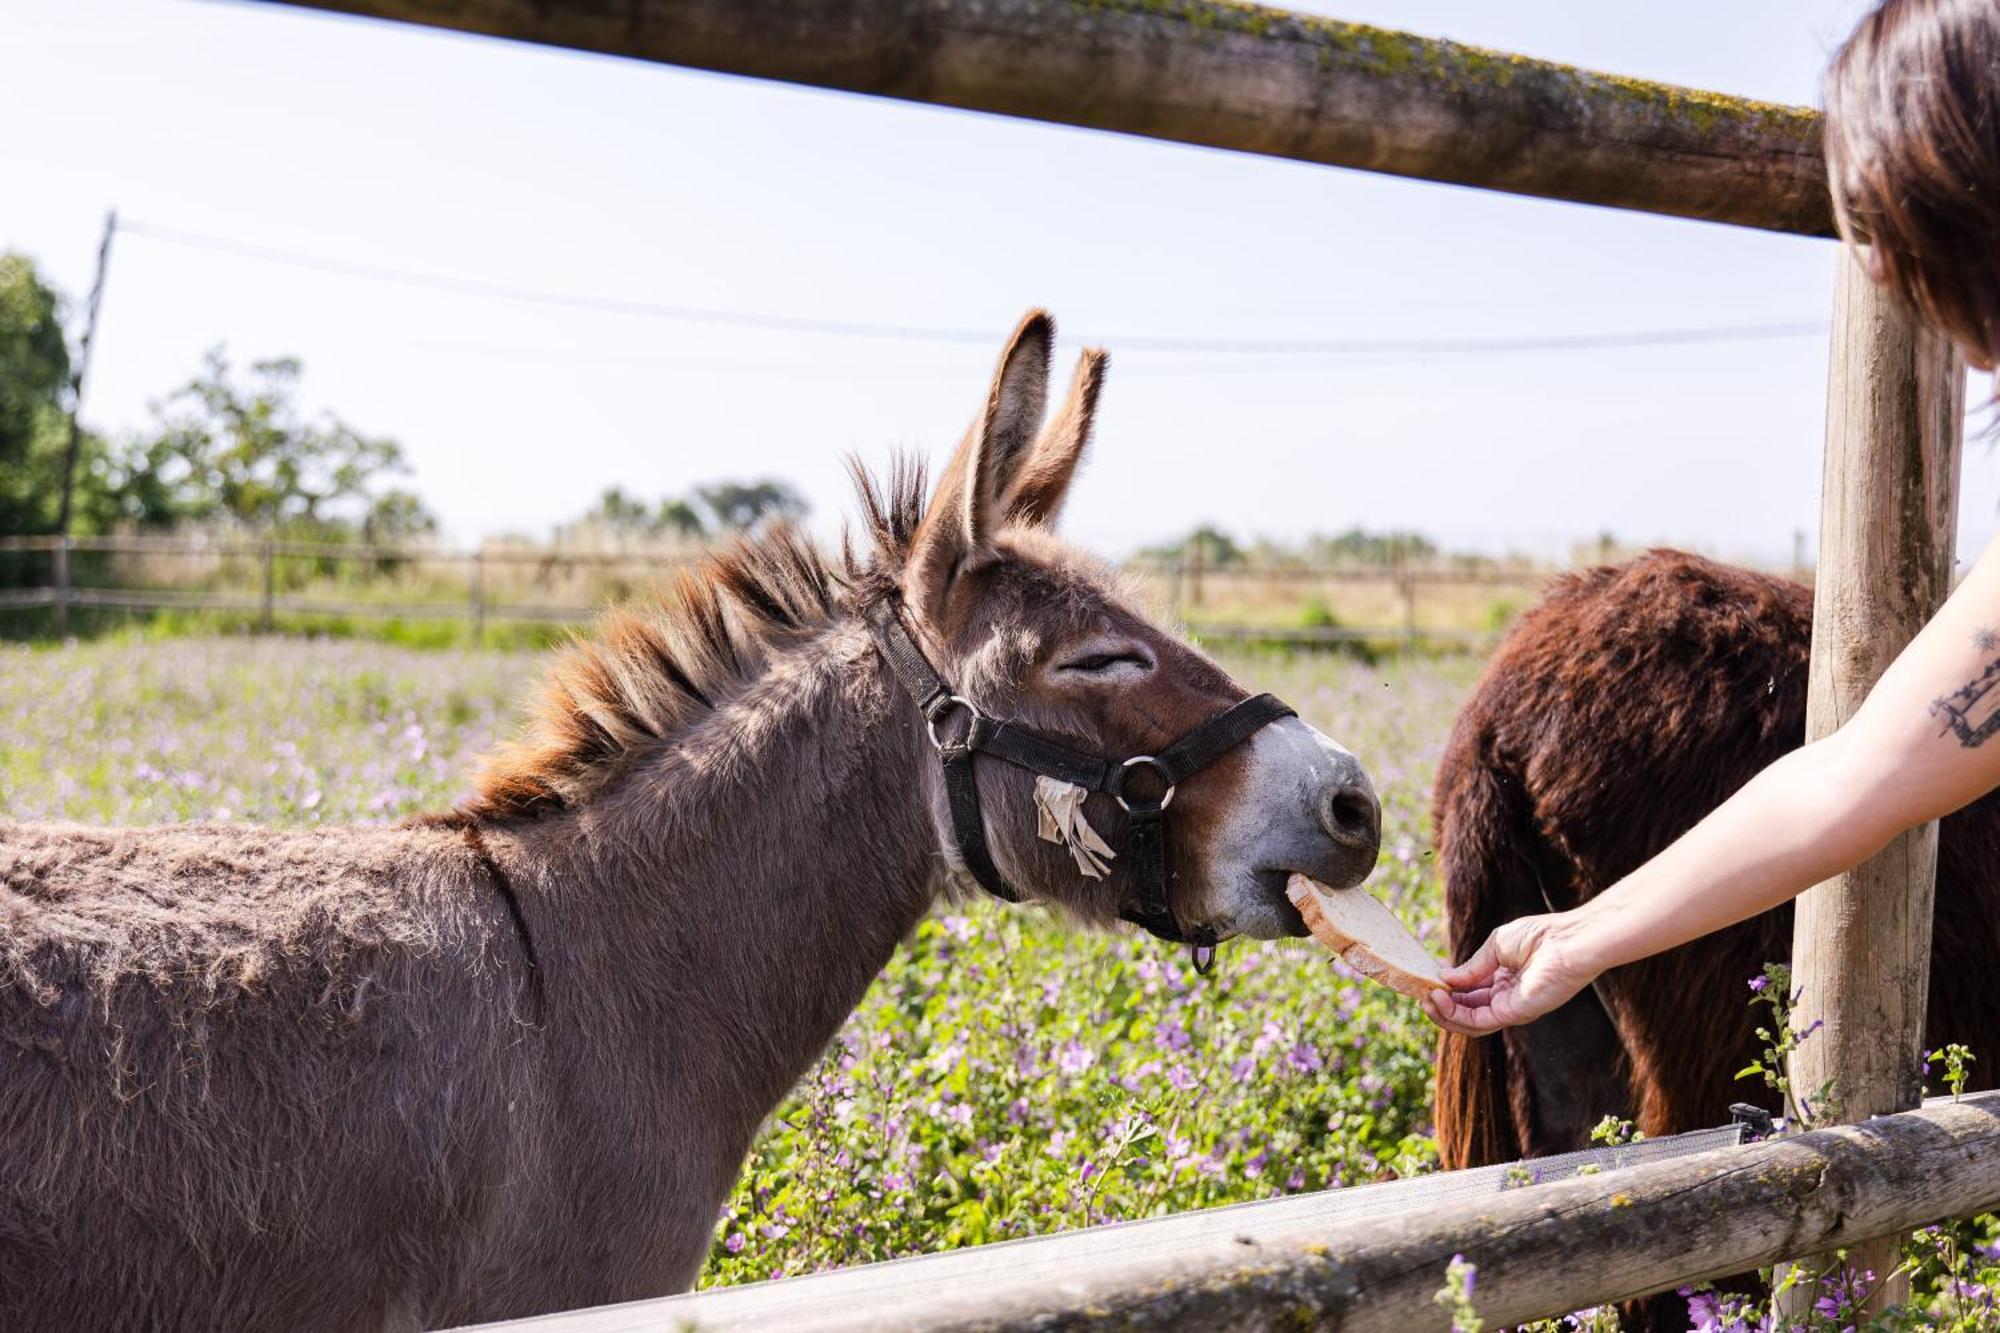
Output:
[
  {"xmin": 1432, "ymin": 549, "xmax": 2000, "ymax": 1177},
  {"xmin": 0, "ymin": 311, "xmax": 1382, "ymax": 1332}
]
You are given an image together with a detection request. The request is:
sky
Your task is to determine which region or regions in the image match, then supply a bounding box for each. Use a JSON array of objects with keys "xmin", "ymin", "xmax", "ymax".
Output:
[{"xmin": 5, "ymin": 0, "xmax": 1994, "ymax": 566}]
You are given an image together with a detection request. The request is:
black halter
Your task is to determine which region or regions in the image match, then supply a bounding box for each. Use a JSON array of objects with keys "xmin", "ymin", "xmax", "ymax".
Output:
[{"xmin": 869, "ymin": 601, "xmax": 1295, "ymax": 972}]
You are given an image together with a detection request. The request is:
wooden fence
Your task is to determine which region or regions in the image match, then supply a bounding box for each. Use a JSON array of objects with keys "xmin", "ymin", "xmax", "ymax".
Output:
[
  {"xmin": 459, "ymin": 1095, "xmax": 2000, "ymax": 1331},
  {"xmin": 0, "ymin": 533, "xmax": 1563, "ymax": 649},
  {"xmin": 226, "ymin": 0, "xmax": 1972, "ymax": 1323}
]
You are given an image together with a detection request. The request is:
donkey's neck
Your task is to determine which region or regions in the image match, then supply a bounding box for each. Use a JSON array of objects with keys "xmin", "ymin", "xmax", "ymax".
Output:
[{"xmin": 514, "ymin": 616, "xmax": 940, "ymax": 1140}]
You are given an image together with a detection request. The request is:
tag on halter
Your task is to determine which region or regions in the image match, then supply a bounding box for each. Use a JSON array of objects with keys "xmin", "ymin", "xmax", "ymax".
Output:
[{"xmin": 1033, "ymin": 776, "xmax": 1116, "ymax": 879}]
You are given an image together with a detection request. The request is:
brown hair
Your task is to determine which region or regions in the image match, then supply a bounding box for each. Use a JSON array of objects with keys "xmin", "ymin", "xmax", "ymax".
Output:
[{"xmin": 1825, "ymin": 0, "xmax": 2000, "ymax": 364}]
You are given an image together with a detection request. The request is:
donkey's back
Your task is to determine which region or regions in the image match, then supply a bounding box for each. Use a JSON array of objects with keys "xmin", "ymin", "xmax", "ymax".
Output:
[{"xmin": 0, "ymin": 819, "xmax": 549, "ymax": 1332}]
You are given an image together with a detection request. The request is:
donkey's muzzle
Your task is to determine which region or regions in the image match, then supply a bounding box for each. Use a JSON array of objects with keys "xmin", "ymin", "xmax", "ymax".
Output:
[
  {"xmin": 1319, "ymin": 769, "xmax": 1382, "ymax": 856},
  {"xmin": 1260, "ymin": 735, "xmax": 1380, "ymax": 898}
]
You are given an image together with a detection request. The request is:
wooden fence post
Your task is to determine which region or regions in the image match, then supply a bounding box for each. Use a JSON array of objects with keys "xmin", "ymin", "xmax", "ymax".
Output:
[
  {"xmin": 1391, "ymin": 541, "xmax": 1416, "ymax": 654},
  {"xmin": 52, "ymin": 535, "xmax": 71, "ymax": 638},
  {"xmin": 261, "ymin": 540, "xmax": 276, "ymax": 633},
  {"xmin": 470, "ymin": 550, "xmax": 486, "ymax": 644},
  {"xmin": 1782, "ymin": 245, "xmax": 1964, "ymax": 1313}
]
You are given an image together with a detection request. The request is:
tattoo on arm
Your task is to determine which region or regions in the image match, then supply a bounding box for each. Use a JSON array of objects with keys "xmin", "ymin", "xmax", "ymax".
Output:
[{"xmin": 1932, "ymin": 637, "xmax": 2000, "ymax": 747}]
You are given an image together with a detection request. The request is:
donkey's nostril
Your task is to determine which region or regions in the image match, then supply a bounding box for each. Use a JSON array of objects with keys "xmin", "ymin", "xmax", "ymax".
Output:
[{"xmin": 1320, "ymin": 782, "xmax": 1382, "ymax": 852}]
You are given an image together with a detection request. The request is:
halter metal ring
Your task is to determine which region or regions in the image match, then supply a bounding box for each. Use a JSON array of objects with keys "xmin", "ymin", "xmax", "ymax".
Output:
[
  {"xmin": 1111, "ymin": 755, "xmax": 1176, "ymax": 812},
  {"xmin": 925, "ymin": 695, "xmax": 983, "ymax": 750}
]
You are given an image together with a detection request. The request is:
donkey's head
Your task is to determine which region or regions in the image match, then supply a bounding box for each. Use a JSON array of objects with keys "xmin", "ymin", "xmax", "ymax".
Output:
[{"xmin": 875, "ymin": 311, "xmax": 1379, "ymax": 946}]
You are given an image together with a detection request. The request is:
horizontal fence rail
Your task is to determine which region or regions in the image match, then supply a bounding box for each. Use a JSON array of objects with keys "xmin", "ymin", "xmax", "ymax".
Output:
[
  {"xmin": 269, "ymin": 0, "xmax": 1831, "ymax": 236},
  {"xmin": 0, "ymin": 534, "xmax": 1590, "ymax": 648},
  {"xmin": 454, "ymin": 1094, "xmax": 2000, "ymax": 1332}
]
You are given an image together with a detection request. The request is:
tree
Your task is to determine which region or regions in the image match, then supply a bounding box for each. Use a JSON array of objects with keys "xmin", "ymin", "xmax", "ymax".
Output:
[
  {"xmin": 693, "ymin": 478, "xmax": 807, "ymax": 532},
  {"xmin": 362, "ymin": 489, "xmax": 440, "ymax": 544},
  {"xmin": 564, "ymin": 480, "xmax": 807, "ymax": 543},
  {"xmin": 1141, "ymin": 524, "xmax": 1245, "ymax": 568},
  {"xmin": 655, "ymin": 497, "xmax": 705, "ymax": 538},
  {"xmin": 1305, "ymin": 527, "xmax": 1439, "ymax": 567},
  {"xmin": 581, "ymin": 487, "xmax": 656, "ymax": 535},
  {"xmin": 573, "ymin": 487, "xmax": 706, "ymax": 541},
  {"xmin": 116, "ymin": 347, "xmax": 434, "ymax": 536},
  {"xmin": 0, "ymin": 253, "xmax": 84, "ymax": 536},
  {"xmin": 0, "ymin": 253, "xmax": 69, "ymax": 467}
]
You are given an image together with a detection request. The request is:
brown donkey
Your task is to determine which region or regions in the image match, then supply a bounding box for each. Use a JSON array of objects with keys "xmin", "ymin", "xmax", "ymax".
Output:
[
  {"xmin": 1432, "ymin": 550, "xmax": 2000, "ymax": 1171},
  {"xmin": 0, "ymin": 312, "xmax": 1381, "ymax": 1332}
]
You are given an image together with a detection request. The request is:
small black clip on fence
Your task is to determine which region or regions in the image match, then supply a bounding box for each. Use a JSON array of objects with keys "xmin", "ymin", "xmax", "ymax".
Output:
[{"xmin": 1729, "ymin": 1102, "xmax": 1777, "ymax": 1142}]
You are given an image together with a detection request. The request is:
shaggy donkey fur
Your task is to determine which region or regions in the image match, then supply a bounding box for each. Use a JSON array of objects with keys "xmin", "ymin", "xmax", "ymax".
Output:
[
  {"xmin": 0, "ymin": 313, "xmax": 1301, "ymax": 1331},
  {"xmin": 1432, "ymin": 550, "xmax": 2000, "ymax": 1323}
]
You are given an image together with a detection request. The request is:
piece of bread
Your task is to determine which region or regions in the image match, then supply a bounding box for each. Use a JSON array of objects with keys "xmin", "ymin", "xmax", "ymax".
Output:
[{"xmin": 1286, "ymin": 873, "xmax": 1445, "ymax": 1002}]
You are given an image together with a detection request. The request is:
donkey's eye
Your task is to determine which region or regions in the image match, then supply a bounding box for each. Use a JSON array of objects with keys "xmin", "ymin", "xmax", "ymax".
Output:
[{"xmin": 1057, "ymin": 650, "xmax": 1153, "ymax": 676}]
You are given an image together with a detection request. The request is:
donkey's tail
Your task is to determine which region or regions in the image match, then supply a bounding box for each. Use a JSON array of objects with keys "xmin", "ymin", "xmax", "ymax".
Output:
[{"xmin": 1430, "ymin": 724, "xmax": 1536, "ymax": 1171}]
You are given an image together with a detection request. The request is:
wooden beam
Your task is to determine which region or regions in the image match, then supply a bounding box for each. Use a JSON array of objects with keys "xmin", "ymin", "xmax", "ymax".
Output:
[
  {"xmin": 1783, "ymin": 245, "xmax": 1966, "ymax": 1310},
  {"xmin": 457, "ymin": 1095, "xmax": 2000, "ymax": 1331},
  {"xmin": 267, "ymin": 0, "xmax": 1832, "ymax": 236}
]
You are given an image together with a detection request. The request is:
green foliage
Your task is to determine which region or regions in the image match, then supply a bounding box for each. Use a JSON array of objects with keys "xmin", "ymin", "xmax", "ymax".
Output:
[
  {"xmin": 1734, "ymin": 961, "xmax": 1833, "ymax": 1128},
  {"xmin": 703, "ymin": 903, "xmax": 1441, "ymax": 1284},
  {"xmin": 0, "ymin": 252, "xmax": 94, "ymax": 538},
  {"xmin": 1143, "ymin": 523, "xmax": 1512, "ymax": 574},
  {"xmin": 1298, "ymin": 597, "xmax": 1340, "ymax": 629},
  {"xmin": 694, "ymin": 478, "xmax": 806, "ymax": 532},
  {"xmin": 1587, "ymin": 1115, "xmax": 1643, "ymax": 1147},
  {"xmin": 1140, "ymin": 523, "xmax": 1245, "ymax": 568},
  {"xmin": 1902, "ymin": 1219, "xmax": 2000, "ymax": 1329},
  {"xmin": 361, "ymin": 488, "xmax": 440, "ymax": 545},
  {"xmin": 569, "ymin": 480, "xmax": 806, "ymax": 543},
  {"xmin": 0, "ymin": 252, "xmax": 429, "ymax": 544},
  {"xmin": 1930, "ymin": 1043, "xmax": 1977, "ymax": 1102},
  {"xmin": 0, "ymin": 252, "xmax": 70, "ymax": 469},
  {"xmin": 1434, "ymin": 1254, "xmax": 1484, "ymax": 1333},
  {"xmin": 111, "ymin": 347, "xmax": 430, "ymax": 536},
  {"xmin": 1305, "ymin": 527, "xmax": 1437, "ymax": 566}
]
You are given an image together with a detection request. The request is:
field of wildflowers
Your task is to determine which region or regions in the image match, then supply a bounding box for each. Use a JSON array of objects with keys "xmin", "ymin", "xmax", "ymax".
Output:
[
  {"xmin": 6, "ymin": 634, "xmax": 1997, "ymax": 1328},
  {"xmin": 0, "ymin": 636, "xmax": 1468, "ymax": 1277}
]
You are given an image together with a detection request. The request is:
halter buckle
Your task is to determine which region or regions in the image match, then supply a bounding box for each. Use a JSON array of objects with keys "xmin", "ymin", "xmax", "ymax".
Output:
[
  {"xmin": 924, "ymin": 694, "xmax": 984, "ymax": 751},
  {"xmin": 1110, "ymin": 755, "xmax": 1176, "ymax": 812}
]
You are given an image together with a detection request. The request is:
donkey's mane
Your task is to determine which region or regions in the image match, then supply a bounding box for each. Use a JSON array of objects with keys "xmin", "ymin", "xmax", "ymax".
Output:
[{"xmin": 468, "ymin": 459, "xmax": 928, "ymax": 819}]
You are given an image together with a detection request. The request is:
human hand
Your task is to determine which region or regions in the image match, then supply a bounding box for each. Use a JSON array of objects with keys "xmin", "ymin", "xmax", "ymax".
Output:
[{"xmin": 1421, "ymin": 913, "xmax": 1601, "ymax": 1036}]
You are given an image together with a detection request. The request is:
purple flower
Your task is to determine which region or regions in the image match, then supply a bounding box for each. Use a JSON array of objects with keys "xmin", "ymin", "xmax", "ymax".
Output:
[
  {"xmin": 1057, "ymin": 1041, "xmax": 1095, "ymax": 1075},
  {"xmin": 723, "ymin": 1232, "xmax": 746, "ymax": 1254},
  {"xmin": 1747, "ymin": 976, "xmax": 1768, "ymax": 993},
  {"xmin": 1679, "ymin": 1287, "xmax": 1724, "ymax": 1333}
]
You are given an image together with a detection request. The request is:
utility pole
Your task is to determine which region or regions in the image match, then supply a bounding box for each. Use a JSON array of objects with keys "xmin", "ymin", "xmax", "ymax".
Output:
[{"xmin": 56, "ymin": 209, "xmax": 116, "ymax": 538}]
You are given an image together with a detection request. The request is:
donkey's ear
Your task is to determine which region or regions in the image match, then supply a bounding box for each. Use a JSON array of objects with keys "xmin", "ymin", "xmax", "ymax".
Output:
[
  {"xmin": 907, "ymin": 310, "xmax": 1054, "ymax": 615},
  {"xmin": 1006, "ymin": 347, "xmax": 1106, "ymax": 528}
]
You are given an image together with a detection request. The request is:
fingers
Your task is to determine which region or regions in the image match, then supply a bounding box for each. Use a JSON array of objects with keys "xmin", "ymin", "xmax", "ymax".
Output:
[
  {"xmin": 1423, "ymin": 988, "xmax": 1510, "ymax": 1038},
  {"xmin": 1439, "ymin": 934, "xmax": 1500, "ymax": 990}
]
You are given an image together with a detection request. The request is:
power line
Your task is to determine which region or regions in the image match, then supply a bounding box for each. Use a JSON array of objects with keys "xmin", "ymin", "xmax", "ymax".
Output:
[{"xmin": 116, "ymin": 218, "xmax": 1828, "ymax": 357}]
